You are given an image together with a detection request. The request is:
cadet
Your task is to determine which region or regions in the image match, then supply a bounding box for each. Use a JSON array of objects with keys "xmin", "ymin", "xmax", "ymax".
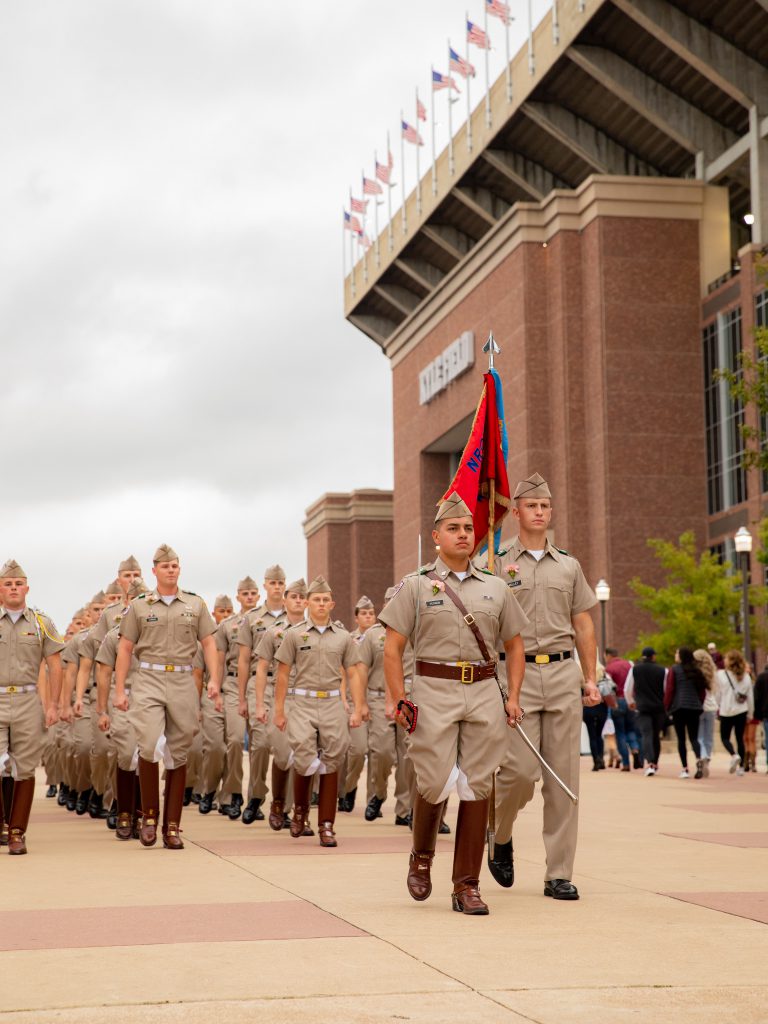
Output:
[
  {"xmin": 486, "ymin": 474, "xmax": 600, "ymax": 901},
  {"xmin": 273, "ymin": 576, "xmax": 365, "ymax": 847},
  {"xmin": 380, "ymin": 494, "xmax": 527, "ymax": 915},
  {"xmin": 357, "ymin": 599, "xmax": 396, "ymax": 822},
  {"xmin": 0, "ymin": 559, "xmax": 63, "ymax": 854},
  {"xmin": 198, "ymin": 595, "xmax": 233, "ymax": 814},
  {"xmin": 116, "ymin": 544, "xmax": 220, "ymax": 849},
  {"xmin": 338, "ymin": 596, "xmax": 376, "ymax": 813}
]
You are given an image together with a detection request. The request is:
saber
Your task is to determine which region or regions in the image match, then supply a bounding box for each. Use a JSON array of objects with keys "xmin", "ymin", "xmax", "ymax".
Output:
[{"xmin": 515, "ymin": 723, "xmax": 578, "ymax": 805}]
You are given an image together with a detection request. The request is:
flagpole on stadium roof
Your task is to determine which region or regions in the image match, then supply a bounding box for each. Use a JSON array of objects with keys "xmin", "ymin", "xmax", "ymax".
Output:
[
  {"xmin": 447, "ymin": 42, "xmax": 455, "ymax": 175},
  {"xmin": 371, "ymin": 160, "xmax": 381, "ymax": 268},
  {"xmin": 415, "ymin": 89, "xmax": 422, "ymax": 216},
  {"xmin": 483, "ymin": 3, "xmax": 491, "ymax": 128},
  {"xmin": 528, "ymin": 0, "xmax": 535, "ymax": 75},
  {"xmin": 342, "ymin": 206, "xmax": 347, "ymax": 285},
  {"xmin": 386, "ymin": 133, "xmax": 394, "ymax": 253},
  {"xmin": 504, "ymin": 4, "xmax": 512, "ymax": 102},
  {"xmin": 552, "ymin": 0, "xmax": 560, "ymax": 45},
  {"xmin": 430, "ymin": 70, "xmax": 438, "ymax": 196},
  {"xmin": 465, "ymin": 15, "xmax": 472, "ymax": 153},
  {"xmin": 400, "ymin": 110, "xmax": 407, "ymax": 234}
]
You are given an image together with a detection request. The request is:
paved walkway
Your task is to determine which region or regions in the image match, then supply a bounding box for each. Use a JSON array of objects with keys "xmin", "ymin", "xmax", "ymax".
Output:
[{"xmin": 1, "ymin": 753, "xmax": 766, "ymax": 1024}]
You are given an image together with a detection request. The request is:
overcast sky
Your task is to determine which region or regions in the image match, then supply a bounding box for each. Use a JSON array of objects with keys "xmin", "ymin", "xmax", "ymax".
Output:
[{"xmin": 3, "ymin": 0, "xmax": 550, "ymax": 626}]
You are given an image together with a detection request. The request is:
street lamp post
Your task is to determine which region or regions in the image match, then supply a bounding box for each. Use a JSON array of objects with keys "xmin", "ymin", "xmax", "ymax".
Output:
[
  {"xmin": 595, "ymin": 578, "xmax": 611, "ymax": 662},
  {"xmin": 734, "ymin": 527, "xmax": 753, "ymax": 665}
]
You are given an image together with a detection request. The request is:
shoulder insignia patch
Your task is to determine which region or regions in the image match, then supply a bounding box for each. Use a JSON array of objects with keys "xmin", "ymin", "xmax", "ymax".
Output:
[
  {"xmin": 480, "ymin": 568, "xmax": 494, "ymax": 576},
  {"xmin": 556, "ymin": 548, "xmax": 569, "ymax": 556}
]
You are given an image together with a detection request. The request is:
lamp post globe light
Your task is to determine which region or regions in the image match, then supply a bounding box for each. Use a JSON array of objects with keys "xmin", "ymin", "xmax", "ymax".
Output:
[
  {"xmin": 734, "ymin": 527, "xmax": 752, "ymax": 664},
  {"xmin": 595, "ymin": 578, "xmax": 610, "ymax": 662}
]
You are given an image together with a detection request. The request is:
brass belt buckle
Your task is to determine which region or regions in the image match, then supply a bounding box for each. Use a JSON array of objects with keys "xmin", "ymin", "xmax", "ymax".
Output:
[
  {"xmin": 535, "ymin": 654, "xmax": 550, "ymax": 665},
  {"xmin": 316, "ymin": 690, "xmax": 328, "ymax": 699},
  {"xmin": 463, "ymin": 613, "xmax": 476, "ymax": 626},
  {"xmin": 458, "ymin": 662, "xmax": 474, "ymax": 684},
  {"xmin": 164, "ymin": 665, "xmax": 175, "ymax": 672},
  {"xmin": 7, "ymin": 686, "xmax": 17, "ymax": 694}
]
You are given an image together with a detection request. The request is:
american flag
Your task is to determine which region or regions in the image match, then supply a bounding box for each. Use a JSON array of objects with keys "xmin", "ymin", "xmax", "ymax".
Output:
[
  {"xmin": 358, "ymin": 231, "xmax": 372, "ymax": 250},
  {"xmin": 416, "ymin": 97, "xmax": 427, "ymax": 122},
  {"xmin": 344, "ymin": 211, "xmax": 362, "ymax": 233},
  {"xmin": 467, "ymin": 19, "xmax": 490, "ymax": 49},
  {"xmin": 375, "ymin": 160, "xmax": 391, "ymax": 185},
  {"xmin": 432, "ymin": 69, "xmax": 459, "ymax": 92},
  {"xmin": 350, "ymin": 196, "xmax": 368, "ymax": 214},
  {"xmin": 449, "ymin": 46, "xmax": 476, "ymax": 79},
  {"xmin": 363, "ymin": 176, "xmax": 383, "ymax": 195},
  {"xmin": 402, "ymin": 120, "xmax": 424, "ymax": 146},
  {"xmin": 486, "ymin": 0, "xmax": 512, "ymax": 25}
]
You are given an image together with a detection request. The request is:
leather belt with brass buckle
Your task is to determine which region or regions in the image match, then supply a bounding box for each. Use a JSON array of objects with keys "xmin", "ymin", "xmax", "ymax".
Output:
[
  {"xmin": 525, "ymin": 651, "xmax": 572, "ymax": 665},
  {"xmin": 0, "ymin": 685, "xmax": 36, "ymax": 695},
  {"xmin": 415, "ymin": 660, "xmax": 496, "ymax": 684}
]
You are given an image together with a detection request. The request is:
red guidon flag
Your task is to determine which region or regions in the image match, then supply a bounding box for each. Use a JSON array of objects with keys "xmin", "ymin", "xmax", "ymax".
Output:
[{"xmin": 440, "ymin": 370, "xmax": 510, "ymax": 557}]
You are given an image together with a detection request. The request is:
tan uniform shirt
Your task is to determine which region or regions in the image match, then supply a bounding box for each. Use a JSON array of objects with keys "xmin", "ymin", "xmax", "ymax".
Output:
[
  {"xmin": 62, "ymin": 631, "xmax": 86, "ymax": 668},
  {"xmin": 238, "ymin": 605, "xmax": 288, "ymax": 676},
  {"xmin": 90, "ymin": 602, "xmax": 129, "ymax": 646},
  {"xmin": 379, "ymin": 556, "xmax": 528, "ymax": 661},
  {"xmin": 275, "ymin": 619, "xmax": 362, "ymax": 693},
  {"xmin": 119, "ymin": 589, "xmax": 215, "ymax": 663},
  {"xmin": 0, "ymin": 607, "xmax": 63, "ymax": 685},
  {"xmin": 214, "ymin": 612, "xmax": 246, "ymax": 676},
  {"xmin": 493, "ymin": 537, "xmax": 596, "ymax": 653},
  {"xmin": 255, "ymin": 621, "xmax": 297, "ymax": 684},
  {"xmin": 358, "ymin": 623, "xmax": 387, "ymax": 692},
  {"xmin": 95, "ymin": 626, "xmax": 139, "ymax": 675}
]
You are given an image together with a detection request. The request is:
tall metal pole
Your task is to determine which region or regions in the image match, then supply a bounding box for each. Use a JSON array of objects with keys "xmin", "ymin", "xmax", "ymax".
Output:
[
  {"xmin": 742, "ymin": 553, "xmax": 751, "ymax": 665},
  {"xmin": 600, "ymin": 602, "xmax": 607, "ymax": 663}
]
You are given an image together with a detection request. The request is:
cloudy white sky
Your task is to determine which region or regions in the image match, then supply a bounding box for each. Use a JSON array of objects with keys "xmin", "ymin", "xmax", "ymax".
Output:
[{"xmin": 3, "ymin": 0, "xmax": 550, "ymax": 626}]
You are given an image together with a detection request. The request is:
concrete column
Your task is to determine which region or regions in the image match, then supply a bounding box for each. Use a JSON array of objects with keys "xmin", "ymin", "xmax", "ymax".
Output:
[{"xmin": 749, "ymin": 106, "xmax": 768, "ymax": 246}]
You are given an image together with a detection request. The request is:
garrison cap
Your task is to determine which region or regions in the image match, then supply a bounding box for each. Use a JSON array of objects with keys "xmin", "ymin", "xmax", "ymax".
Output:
[
  {"xmin": 384, "ymin": 586, "xmax": 397, "ymax": 602},
  {"xmin": 285, "ymin": 578, "xmax": 308, "ymax": 597},
  {"xmin": 355, "ymin": 595, "xmax": 375, "ymax": 612},
  {"xmin": 105, "ymin": 581, "xmax": 122, "ymax": 596},
  {"xmin": 434, "ymin": 492, "xmax": 473, "ymax": 523},
  {"xmin": 0, "ymin": 559, "xmax": 26, "ymax": 579},
  {"xmin": 153, "ymin": 543, "xmax": 179, "ymax": 564},
  {"xmin": 214, "ymin": 594, "xmax": 234, "ymax": 610},
  {"xmin": 237, "ymin": 576, "xmax": 259, "ymax": 592},
  {"xmin": 118, "ymin": 555, "xmax": 141, "ymax": 573},
  {"xmin": 91, "ymin": 591, "xmax": 107, "ymax": 605},
  {"xmin": 513, "ymin": 473, "xmax": 551, "ymax": 500},
  {"xmin": 308, "ymin": 575, "xmax": 332, "ymax": 596},
  {"xmin": 128, "ymin": 577, "xmax": 149, "ymax": 599},
  {"xmin": 264, "ymin": 564, "xmax": 286, "ymax": 581}
]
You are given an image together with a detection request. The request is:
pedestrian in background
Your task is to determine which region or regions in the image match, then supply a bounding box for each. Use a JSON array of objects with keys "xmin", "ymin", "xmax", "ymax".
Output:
[
  {"xmin": 584, "ymin": 660, "xmax": 610, "ymax": 770},
  {"xmin": 693, "ymin": 648, "xmax": 718, "ymax": 778},
  {"xmin": 664, "ymin": 647, "xmax": 704, "ymax": 779},
  {"xmin": 716, "ymin": 650, "xmax": 753, "ymax": 776},
  {"xmin": 625, "ymin": 647, "xmax": 666, "ymax": 776},
  {"xmin": 605, "ymin": 648, "xmax": 641, "ymax": 771}
]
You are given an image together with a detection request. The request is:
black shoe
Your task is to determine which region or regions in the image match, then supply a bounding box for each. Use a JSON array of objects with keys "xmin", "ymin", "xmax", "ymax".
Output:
[
  {"xmin": 487, "ymin": 839, "xmax": 514, "ymax": 888},
  {"xmin": 310, "ymin": 791, "xmax": 319, "ymax": 807},
  {"xmin": 241, "ymin": 798, "xmax": 263, "ymax": 825},
  {"xmin": 89, "ymin": 792, "xmax": 108, "ymax": 819},
  {"xmin": 343, "ymin": 787, "xmax": 357, "ymax": 812},
  {"xmin": 337, "ymin": 797, "xmax": 346, "ymax": 812},
  {"xmin": 199, "ymin": 792, "xmax": 215, "ymax": 814},
  {"xmin": 46, "ymin": 784, "xmax": 58, "ymax": 798},
  {"xmin": 544, "ymin": 878, "xmax": 579, "ymax": 900},
  {"xmin": 57, "ymin": 784, "xmax": 70, "ymax": 806},
  {"xmin": 183, "ymin": 787, "xmax": 193, "ymax": 806},
  {"xmin": 395, "ymin": 814, "xmax": 412, "ymax": 827},
  {"xmin": 75, "ymin": 788, "xmax": 92, "ymax": 815},
  {"xmin": 632, "ymin": 750, "xmax": 642, "ymax": 771},
  {"xmin": 106, "ymin": 801, "xmax": 118, "ymax": 830},
  {"xmin": 191, "ymin": 792, "xmax": 202, "ymax": 805},
  {"xmin": 226, "ymin": 794, "xmax": 243, "ymax": 820},
  {"xmin": 66, "ymin": 789, "xmax": 77, "ymax": 812},
  {"xmin": 438, "ymin": 821, "xmax": 451, "ymax": 835},
  {"xmin": 364, "ymin": 795, "xmax": 383, "ymax": 821}
]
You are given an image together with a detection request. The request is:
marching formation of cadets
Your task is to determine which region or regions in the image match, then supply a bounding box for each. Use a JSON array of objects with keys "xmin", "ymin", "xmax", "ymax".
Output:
[{"xmin": 0, "ymin": 472, "xmax": 601, "ymax": 916}]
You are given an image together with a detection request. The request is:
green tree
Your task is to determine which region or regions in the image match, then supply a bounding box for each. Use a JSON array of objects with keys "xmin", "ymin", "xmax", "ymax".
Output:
[{"xmin": 629, "ymin": 531, "xmax": 767, "ymax": 662}]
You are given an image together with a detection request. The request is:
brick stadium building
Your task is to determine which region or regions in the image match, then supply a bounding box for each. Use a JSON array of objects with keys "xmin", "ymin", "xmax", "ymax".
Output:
[{"xmin": 308, "ymin": 0, "xmax": 768, "ymax": 648}]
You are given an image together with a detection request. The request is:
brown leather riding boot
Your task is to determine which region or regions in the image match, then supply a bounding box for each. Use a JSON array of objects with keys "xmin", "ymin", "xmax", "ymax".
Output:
[
  {"xmin": 407, "ymin": 793, "xmax": 443, "ymax": 901},
  {"xmin": 290, "ymin": 772, "xmax": 312, "ymax": 838},
  {"xmin": 162, "ymin": 765, "xmax": 186, "ymax": 850},
  {"xmin": 317, "ymin": 772, "xmax": 339, "ymax": 847},
  {"xmin": 115, "ymin": 768, "xmax": 135, "ymax": 840},
  {"xmin": 8, "ymin": 778, "xmax": 36, "ymax": 856},
  {"xmin": 451, "ymin": 798, "xmax": 490, "ymax": 915},
  {"xmin": 138, "ymin": 758, "xmax": 160, "ymax": 847},
  {"xmin": 269, "ymin": 765, "xmax": 289, "ymax": 831}
]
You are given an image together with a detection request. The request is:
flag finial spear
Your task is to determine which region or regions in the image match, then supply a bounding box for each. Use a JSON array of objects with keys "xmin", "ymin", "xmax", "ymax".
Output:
[{"xmin": 483, "ymin": 332, "xmax": 500, "ymax": 369}]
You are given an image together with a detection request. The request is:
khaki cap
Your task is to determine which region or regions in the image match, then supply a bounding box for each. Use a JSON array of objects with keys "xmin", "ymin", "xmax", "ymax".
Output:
[
  {"xmin": 513, "ymin": 473, "xmax": 551, "ymax": 500},
  {"xmin": 0, "ymin": 559, "xmax": 26, "ymax": 579},
  {"xmin": 355, "ymin": 595, "xmax": 374, "ymax": 611},
  {"xmin": 214, "ymin": 594, "xmax": 234, "ymax": 610},
  {"xmin": 118, "ymin": 555, "xmax": 141, "ymax": 573},
  {"xmin": 307, "ymin": 575, "xmax": 332, "ymax": 595},
  {"xmin": 384, "ymin": 585, "xmax": 397, "ymax": 602},
  {"xmin": 105, "ymin": 581, "xmax": 122, "ymax": 596},
  {"xmin": 434, "ymin": 492, "xmax": 473, "ymax": 523},
  {"xmin": 264, "ymin": 564, "xmax": 286, "ymax": 582},
  {"xmin": 128, "ymin": 577, "xmax": 149, "ymax": 599},
  {"xmin": 285, "ymin": 578, "xmax": 308, "ymax": 597},
  {"xmin": 153, "ymin": 543, "xmax": 179, "ymax": 564},
  {"xmin": 237, "ymin": 576, "xmax": 259, "ymax": 591},
  {"xmin": 91, "ymin": 591, "xmax": 107, "ymax": 605}
]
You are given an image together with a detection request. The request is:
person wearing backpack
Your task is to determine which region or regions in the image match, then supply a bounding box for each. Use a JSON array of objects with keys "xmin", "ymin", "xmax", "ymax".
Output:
[{"xmin": 716, "ymin": 650, "xmax": 754, "ymax": 776}]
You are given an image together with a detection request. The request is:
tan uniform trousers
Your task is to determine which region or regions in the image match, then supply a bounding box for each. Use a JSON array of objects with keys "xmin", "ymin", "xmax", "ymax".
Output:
[
  {"xmin": 59, "ymin": 718, "xmax": 76, "ymax": 788},
  {"xmin": 367, "ymin": 691, "xmax": 397, "ymax": 801},
  {"xmin": 201, "ymin": 690, "xmax": 226, "ymax": 796},
  {"xmin": 128, "ymin": 668, "xmax": 199, "ymax": 769},
  {"xmin": 407, "ymin": 673, "xmax": 507, "ymax": 805},
  {"xmin": 245, "ymin": 679, "xmax": 272, "ymax": 801},
  {"xmin": 88, "ymin": 691, "xmax": 113, "ymax": 801},
  {"xmin": 287, "ymin": 695, "xmax": 349, "ymax": 777},
  {"xmin": 109, "ymin": 687, "xmax": 138, "ymax": 773},
  {"xmin": 43, "ymin": 726, "xmax": 60, "ymax": 785},
  {"xmin": 72, "ymin": 697, "xmax": 93, "ymax": 793},
  {"xmin": 495, "ymin": 658, "xmax": 583, "ymax": 881},
  {"xmin": 187, "ymin": 723, "xmax": 203, "ymax": 793},
  {"xmin": 264, "ymin": 692, "xmax": 294, "ymax": 771},
  {"xmin": 342, "ymin": 718, "xmax": 369, "ymax": 795},
  {"xmin": 0, "ymin": 690, "xmax": 46, "ymax": 781},
  {"xmin": 221, "ymin": 680, "xmax": 246, "ymax": 798},
  {"xmin": 394, "ymin": 726, "xmax": 414, "ymax": 818}
]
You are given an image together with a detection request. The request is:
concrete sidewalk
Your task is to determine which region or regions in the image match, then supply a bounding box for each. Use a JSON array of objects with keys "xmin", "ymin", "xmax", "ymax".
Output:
[{"xmin": 1, "ymin": 753, "xmax": 766, "ymax": 1024}]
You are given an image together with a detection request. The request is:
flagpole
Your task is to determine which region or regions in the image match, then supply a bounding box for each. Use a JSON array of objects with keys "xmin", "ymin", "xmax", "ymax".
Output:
[
  {"xmin": 483, "ymin": 3, "xmax": 491, "ymax": 128},
  {"xmin": 415, "ymin": 89, "xmax": 422, "ymax": 216},
  {"xmin": 400, "ymin": 110, "xmax": 407, "ymax": 234},
  {"xmin": 360, "ymin": 171, "xmax": 369, "ymax": 285},
  {"xmin": 504, "ymin": 8, "xmax": 512, "ymax": 102},
  {"xmin": 342, "ymin": 206, "xmax": 347, "ymax": 282},
  {"xmin": 465, "ymin": 14, "xmax": 472, "ymax": 153},
  {"xmin": 484, "ymin": 332, "xmax": 500, "ymax": 571},
  {"xmin": 430, "ymin": 68, "xmax": 437, "ymax": 196},
  {"xmin": 528, "ymin": 0, "xmax": 535, "ymax": 75},
  {"xmin": 552, "ymin": 0, "xmax": 560, "ymax": 45},
  {"xmin": 372, "ymin": 161, "xmax": 381, "ymax": 268},
  {"xmin": 447, "ymin": 41, "xmax": 455, "ymax": 175},
  {"xmin": 386, "ymin": 131, "xmax": 394, "ymax": 253}
]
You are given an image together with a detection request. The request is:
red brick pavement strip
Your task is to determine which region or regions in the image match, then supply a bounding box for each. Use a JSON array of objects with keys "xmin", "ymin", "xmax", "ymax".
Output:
[
  {"xmin": 196, "ymin": 835, "xmax": 454, "ymax": 857},
  {"xmin": 0, "ymin": 901, "xmax": 365, "ymax": 952},
  {"xmin": 665, "ymin": 804, "xmax": 768, "ymax": 814},
  {"xmin": 663, "ymin": 832, "xmax": 768, "ymax": 848},
  {"xmin": 663, "ymin": 892, "xmax": 768, "ymax": 926}
]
